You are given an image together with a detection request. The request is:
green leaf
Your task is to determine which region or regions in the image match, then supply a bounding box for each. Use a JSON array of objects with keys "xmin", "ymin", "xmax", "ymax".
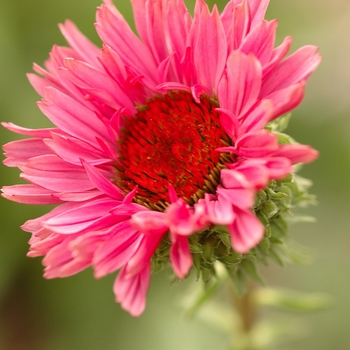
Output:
[
  {"xmin": 255, "ymin": 287, "xmax": 335, "ymax": 312},
  {"xmin": 181, "ymin": 278, "xmax": 222, "ymax": 319},
  {"xmin": 286, "ymin": 241, "xmax": 314, "ymax": 265}
]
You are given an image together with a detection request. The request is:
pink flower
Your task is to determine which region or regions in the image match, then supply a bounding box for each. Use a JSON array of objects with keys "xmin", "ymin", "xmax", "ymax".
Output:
[{"xmin": 2, "ymin": 0, "xmax": 320, "ymax": 316}]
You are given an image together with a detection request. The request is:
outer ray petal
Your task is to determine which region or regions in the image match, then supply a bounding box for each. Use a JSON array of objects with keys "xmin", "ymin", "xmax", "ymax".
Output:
[
  {"xmin": 170, "ymin": 234, "xmax": 193, "ymax": 279},
  {"xmin": 113, "ymin": 264, "xmax": 151, "ymax": 317},
  {"xmin": 228, "ymin": 207, "xmax": 265, "ymax": 254},
  {"xmin": 192, "ymin": 4, "xmax": 227, "ymax": 92},
  {"xmin": 261, "ymin": 46, "xmax": 321, "ymax": 96},
  {"xmin": 218, "ymin": 51, "xmax": 262, "ymax": 118}
]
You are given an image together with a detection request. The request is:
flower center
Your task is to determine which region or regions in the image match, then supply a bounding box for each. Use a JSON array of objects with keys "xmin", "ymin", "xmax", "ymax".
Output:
[{"xmin": 116, "ymin": 91, "xmax": 232, "ymax": 211}]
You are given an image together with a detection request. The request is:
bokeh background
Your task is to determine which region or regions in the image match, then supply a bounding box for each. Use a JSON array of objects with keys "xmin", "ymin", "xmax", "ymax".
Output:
[{"xmin": 0, "ymin": 0, "xmax": 349, "ymax": 349}]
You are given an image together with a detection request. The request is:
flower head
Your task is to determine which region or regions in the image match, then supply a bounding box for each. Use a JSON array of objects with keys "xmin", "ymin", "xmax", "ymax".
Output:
[{"xmin": 2, "ymin": 0, "xmax": 320, "ymax": 316}]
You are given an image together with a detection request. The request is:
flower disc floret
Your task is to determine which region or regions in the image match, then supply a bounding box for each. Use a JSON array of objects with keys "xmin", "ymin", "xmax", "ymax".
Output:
[{"xmin": 116, "ymin": 91, "xmax": 233, "ymax": 210}]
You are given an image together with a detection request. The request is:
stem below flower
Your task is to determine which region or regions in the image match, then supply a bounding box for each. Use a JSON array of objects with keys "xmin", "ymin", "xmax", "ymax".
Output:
[{"xmin": 229, "ymin": 279, "xmax": 257, "ymax": 350}]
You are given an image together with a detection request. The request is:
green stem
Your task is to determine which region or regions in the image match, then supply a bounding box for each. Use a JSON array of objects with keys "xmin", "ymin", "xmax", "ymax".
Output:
[{"xmin": 230, "ymin": 280, "xmax": 257, "ymax": 350}]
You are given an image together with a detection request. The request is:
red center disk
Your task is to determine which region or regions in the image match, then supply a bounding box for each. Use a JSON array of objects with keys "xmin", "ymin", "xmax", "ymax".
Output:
[{"xmin": 116, "ymin": 91, "xmax": 231, "ymax": 210}]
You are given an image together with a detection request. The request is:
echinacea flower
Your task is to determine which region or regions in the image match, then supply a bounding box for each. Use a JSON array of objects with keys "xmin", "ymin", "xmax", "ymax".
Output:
[{"xmin": 2, "ymin": 0, "xmax": 320, "ymax": 316}]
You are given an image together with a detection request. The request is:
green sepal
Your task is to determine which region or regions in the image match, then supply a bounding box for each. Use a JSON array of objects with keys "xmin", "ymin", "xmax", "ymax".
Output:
[
  {"xmin": 266, "ymin": 113, "xmax": 291, "ymax": 132},
  {"xmin": 277, "ymin": 132, "xmax": 294, "ymax": 145},
  {"xmin": 259, "ymin": 200, "xmax": 279, "ymax": 219}
]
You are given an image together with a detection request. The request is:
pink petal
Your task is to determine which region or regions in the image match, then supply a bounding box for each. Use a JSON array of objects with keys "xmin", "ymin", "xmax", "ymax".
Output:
[
  {"xmin": 218, "ymin": 186, "xmax": 256, "ymax": 210},
  {"xmin": 202, "ymin": 193, "xmax": 236, "ymax": 225},
  {"xmin": 248, "ymin": 0, "xmax": 269, "ymax": 28},
  {"xmin": 99, "ymin": 44, "xmax": 127, "ymax": 86},
  {"xmin": 27, "ymin": 72, "xmax": 61, "ymax": 97},
  {"xmin": 53, "ymin": 191, "xmax": 102, "ymax": 202},
  {"xmin": 158, "ymin": 52, "xmax": 182, "ymax": 83},
  {"xmin": 3, "ymin": 138, "xmax": 52, "ymax": 167},
  {"xmin": 217, "ymin": 51, "xmax": 262, "ymax": 118},
  {"xmin": 95, "ymin": 3, "xmax": 157, "ymax": 87},
  {"xmin": 262, "ymin": 35, "xmax": 292, "ymax": 77},
  {"xmin": 44, "ymin": 198, "xmax": 122, "ymax": 234},
  {"xmin": 44, "ymin": 132, "xmax": 109, "ymax": 166},
  {"xmin": 131, "ymin": 210, "xmax": 169, "ymax": 235},
  {"xmin": 43, "ymin": 235, "xmax": 88, "ymax": 278},
  {"xmin": 192, "ymin": 4, "xmax": 227, "ymax": 92},
  {"xmin": 81, "ymin": 159, "xmax": 123, "ymax": 199},
  {"xmin": 220, "ymin": 0, "xmax": 234, "ymax": 51},
  {"xmin": 228, "ymin": 208, "xmax": 264, "ymax": 253},
  {"xmin": 238, "ymin": 99, "xmax": 273, "ymax": 136},
  {"xmin": 220, "ymin": 168, "xmax": 250, "ymax": 189},
  {"xmin": 263, "ymin": 157, "xmax": 292, "ymax": 179},
  {"xmin": 142, "ymin": 0, "xmax": 170, "ymax": 64},
  {"xmin": 59, "ymin": 20, "xmax": 101, "ymax": 67},
  {"xmin": 168, "ymin": 184, "xmax": 179, "ymax": 204},
  {"xmin": 273, "ymin": 144, "xmax": 319, "ymax": 164},
  {"xmin": 38, "ymin": 87, "xmax": 111, "ymax": 147},
  {"xmin": 2, "ymin": 122, "xmax": 57, "ymax": 138},
  {"xmin": 28, "ymin": 233, "xmax": 63, "ymax": 258},
  {"xmin": 240, "ymin": 20, "xmax": 277, "ymax": 67},
  {"xmin": 268, "ymin": 83, "xmax": 305, "ymax": 120},
  {"xmin": 22, "ymin": 201, "xmax": 77, "ymax": 233},
  {"xmin": 166, "ymin": 0, "xmax": 192, "ymax": 57},
  {"xmin": 261, "ymin": 45, "xmax": 321, "ymax": 96},
  {"xmin": 157, "ymin": 81, "xmax": 191, "ymax": 93},
  {"xmin": 1, "ymin": 184, "xmax": 61, "ymax": 205},
  {"xmin": 19, "ymin": 155, "xmax": 94, "ymax": 192},
  {"xmin": 113, "ymin": 264, "xmax": 151, "ymax": 317},
  {"xmin": 170, "ymin": 234, "xmax": 192, "ymax": 279},
  {"xmin": 233, "ymin": 0, "xmax": 251, "ymax": 49},
  {"xmin": 126, "ymin": 233, "xmax": 164, "ymax": 276},
  {"xmin": 92, "ymin": 221, "xmax": 142, "ymax": 278},
  {"xmin": 191, "ymin": 84, "xmax": 211, "ymax": 104},
  {"xmin": 236, "ymin": 130, "xmax": 279, "ymax": 158},
  {"xmin": 166, "ymin": 199, "xmax": 204, "ymax": 236},
  {"xmin": 62, "ymin": 58, "xmax": 134, "ymax": 111},
  {"xmin": 228, "ymin": 160, "xmax": 269, "ymax": 189}
]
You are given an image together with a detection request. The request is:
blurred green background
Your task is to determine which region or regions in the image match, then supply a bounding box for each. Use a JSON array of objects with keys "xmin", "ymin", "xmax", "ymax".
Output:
[{"xmin": 1, "ymin": 0, "xmax": 349, "ymax": 349}]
